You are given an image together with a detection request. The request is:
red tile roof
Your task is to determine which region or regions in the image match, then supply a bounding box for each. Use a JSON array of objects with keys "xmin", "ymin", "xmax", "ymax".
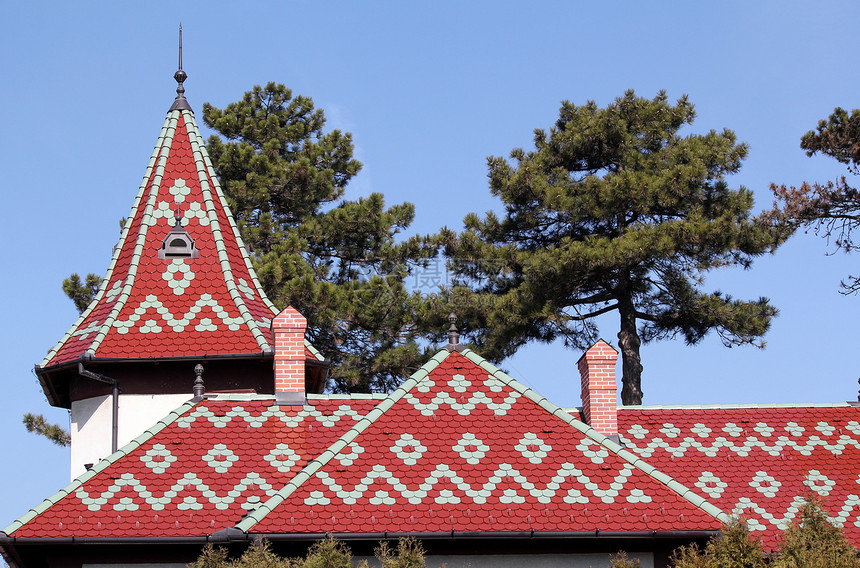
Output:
[
  {"xmin": 39, "ymin": 110, "xmax": 321, "ymax": 369},
  {"xmin": 4, "ymin": 350, "xmax": 729, "ymax": 541},
  {"xmin": 13, "ymin": 345, "xmax": 860, "ymax": 552},
  {"xmin": 245, "ymin": 351, "xmax": 724, "ymax": 535},
  {"xmin": 7, "ymin": 397, "xmax": 381, "ymax": 538},
  {"xmin": 618, "ymin": 405, "xmax": 860, "ymax": 549}
]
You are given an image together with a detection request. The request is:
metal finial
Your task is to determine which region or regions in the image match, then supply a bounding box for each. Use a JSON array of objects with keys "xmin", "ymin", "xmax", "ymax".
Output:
[
  {"xmin": 857, "ymin": 377, "xmax": 859, "ymax": 402},
  {"xmin": 447, "ymin": 313, "xmax": 459, "ymax": 346},
  {"xmin": 193, "ymin": 363, "xmax": 205, "ymax": 398},
  {"xmin": 169, "ymin": 25, "xmax": 192, "ymax": 112}
]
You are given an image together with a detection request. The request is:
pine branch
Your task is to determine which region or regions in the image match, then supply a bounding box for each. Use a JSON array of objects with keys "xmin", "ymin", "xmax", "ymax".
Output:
[{"xmin": 22, "ymin": 413, "xmax": 70, "ymax": 447}]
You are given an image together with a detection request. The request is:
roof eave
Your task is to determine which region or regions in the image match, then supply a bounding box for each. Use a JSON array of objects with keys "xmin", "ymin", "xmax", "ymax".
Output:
[
  {"xmin": 251, "ymin": 529, "xmax": 722, "ymax": 541},
  {"xmin": 35, "ymin": 351, "xmax": 326, "ymax": 409},
  {"xmin": 0, "ymin": 529, "xmax": 721, "ymax": 547}
]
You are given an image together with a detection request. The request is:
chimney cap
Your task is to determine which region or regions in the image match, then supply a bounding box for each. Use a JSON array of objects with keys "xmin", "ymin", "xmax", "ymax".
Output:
[{"xmin": 577, "ymin": 339, "xmax": 617, "ymax": 364}]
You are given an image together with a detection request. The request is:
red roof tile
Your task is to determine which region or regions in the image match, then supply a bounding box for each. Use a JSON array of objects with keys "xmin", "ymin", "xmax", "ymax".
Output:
[
  {"xmin": 244, "ymin": 351, "xmax": 724, "ymax": 535},
  {"xmin": 40, "ymin": 110, "xmax": 322, "ymax": 369},
  {"xmin": 7, "ymin": 351, "xmax": 729, "ymax": 541},
  {"xmin": 618, "ymin": 405, "xmax": 860, "ymax": 549},
  {"xmin": 9, "ymin": 397, "xmax": 380, "ymax": 538}
]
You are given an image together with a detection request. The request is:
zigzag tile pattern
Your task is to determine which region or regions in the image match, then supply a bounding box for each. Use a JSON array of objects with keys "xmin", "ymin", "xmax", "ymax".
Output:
[
  {"xmin": 11, "ymin": 398, "xmax": 378, "ymax": 537},
  {"xmin": 251, "ymin": 352, "xmax": 721, "ymax": 534},
  {"xmin": 42, "ymin": 110, "xmax": 282, "ymax": 366},
  {"xmin": 618, "ymin": 405, "xmax": 860, "ymax": 549}
]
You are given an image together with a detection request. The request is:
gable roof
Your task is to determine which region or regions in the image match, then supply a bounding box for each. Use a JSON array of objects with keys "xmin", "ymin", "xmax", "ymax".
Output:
[
  {"xmin": 3, "ymin": 348, "xmax": 728, "ymax": 544},
  {"xmin": 4, "ymin": 395, "xmax": 382, "ymax": 538},
  {"xmin": 241, "ymin": 349, "xmax": 727, "ymax": 535},
  {"xmin": 618, "ymin": 404, "xmax": 860, "ymax": 550},
  {"xmin": 38, "ymin": 108, "xmax": 321, "ymax": 373}
]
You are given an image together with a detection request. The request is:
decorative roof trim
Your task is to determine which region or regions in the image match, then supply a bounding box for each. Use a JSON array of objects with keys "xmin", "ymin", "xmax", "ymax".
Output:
[
  {"xmin": 206, "ymin": 151, "xmax": 278, "ymax": 316},
  {"xmin": 307, "ymin": 393, "xmax": 388, "ymax": 400},
  {"xmin": 201, "ymin": 393, "xmax": 277, "ymax": 401},
  {"xmin": 194, "ymin": 392, "xmax": 387, "ymax": 402},
  {"xmin": 2, "ymin": 398, "xmax": 198, "ymax": 536},
  {"xmin": 184, "ymin": 112, "xmax": 270, "ymax": 352},
  {"xmin": 619, "ymin": 402, "xmax": 855, "ymax": 410},
  {"xmin": 234, "ymin": 350, "xmax": 452, "ymax": 532},
  {"xmin": 88, "ymin": 115, "xmax": 179, "ymax": 355},
  {"xmin": 304, "ymin": 339, "xmax": 325, "ymax": 362},
  {"xmin": 236, "ymin": 348, "xmax": 728, "ymax": 534},
  {"xmin": 40, "ymin": 115, "xmax": 178, "ymax": 367}
]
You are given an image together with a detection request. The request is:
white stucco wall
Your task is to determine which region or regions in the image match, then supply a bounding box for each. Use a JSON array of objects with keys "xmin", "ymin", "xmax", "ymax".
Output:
[{"xmin": 70, "ymin": 393, "xmax": 191, "ymax": 479}]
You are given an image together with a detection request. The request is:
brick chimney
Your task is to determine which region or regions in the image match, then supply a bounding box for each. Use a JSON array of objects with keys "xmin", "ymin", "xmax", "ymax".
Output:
[
  {"xmin": 272, "ymin": 306, "xmax": 307, "ymax": 405},
  {"xmin": 578, "ymin": 339, "xmax": 619, "ymax": 437}
]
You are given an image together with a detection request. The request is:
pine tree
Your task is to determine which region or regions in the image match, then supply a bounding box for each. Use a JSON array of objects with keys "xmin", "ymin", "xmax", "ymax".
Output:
[
  {"xmin": 62, "ymin": 273, "xmax": 103, "ymax": 314},
  {"xmin": 768, "ymin": 107, "xmax": 860, "ymax": 292},
  {"xmin": 443, "ymin": 90, "xmax": 791, "ymax": 405},
  {"xmin": 202, "ymin": 83, "xmax": 439, "ymax": 392}
]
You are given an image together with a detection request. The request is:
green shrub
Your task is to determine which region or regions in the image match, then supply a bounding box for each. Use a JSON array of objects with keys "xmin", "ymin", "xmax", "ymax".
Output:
[
  {"xmin": 609, "ymin": 551, "xmax": 640, "ymax": 568},
  {"xmin": 671, "ymin": 518, "xmax": 766, "ymax": 568},
  {"xmin": 771, "ymin": 499, "xmax": 860, "ymax": 568},
  {"xmin": 187, "ymin": 536, "xmax": 425, "ymax": 568}
]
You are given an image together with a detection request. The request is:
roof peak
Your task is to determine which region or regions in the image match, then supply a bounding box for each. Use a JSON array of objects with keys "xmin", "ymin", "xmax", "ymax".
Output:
[{"xmin": 168, "ymin": 24, "xmax": 191, "ymax": 112}]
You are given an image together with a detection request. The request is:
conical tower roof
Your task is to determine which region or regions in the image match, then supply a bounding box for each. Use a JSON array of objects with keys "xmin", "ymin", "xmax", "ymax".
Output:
[{"xmin": 37, "ymin": 67, "xmax": 323, "ymax": 406}]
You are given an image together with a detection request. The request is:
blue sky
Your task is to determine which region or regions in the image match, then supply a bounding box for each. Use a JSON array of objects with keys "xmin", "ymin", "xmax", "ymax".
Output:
[{"xmin": 1, "ymin": 1, "xmax": 859, "ymax": 531}]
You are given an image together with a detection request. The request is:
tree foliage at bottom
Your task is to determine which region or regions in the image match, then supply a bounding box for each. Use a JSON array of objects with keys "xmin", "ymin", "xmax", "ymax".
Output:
[
  {"xmin": 670, "ymin": 497, "xmax": 860, "ymax": 568},
  {"xmin": 671, "ymin": 519, "xmax": 766, "ymax": 568},
  {"xmin": 772, "ymin": 499, "xmax": 860, "ymax": 568},
  {"xmin": 187, "ymin": 536, "xmax": 425, "ymax": 568}
]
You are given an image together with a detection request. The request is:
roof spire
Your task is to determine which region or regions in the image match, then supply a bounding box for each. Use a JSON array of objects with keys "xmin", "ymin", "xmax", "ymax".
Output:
[
  {"xmin": 169, "ymin": 24, "xmax": 192, "ymax": 112},
  {"xmin": 446, "ymin": 313, "xmax": 464, "ymax": 351}
]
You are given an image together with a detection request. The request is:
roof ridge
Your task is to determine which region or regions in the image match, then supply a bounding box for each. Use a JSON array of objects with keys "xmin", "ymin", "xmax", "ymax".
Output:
[
  {"xmin": 39, "ymin": 113, "xmax": 179, "ymax": 366},
  {"xmin": 185, "ymin": 123, "xmax": 324, "ymax": 360},
  {"xmin": 233, "ymin": 349, "xmax": 453, "ymax": 532},
  {"xmin": 203, "ymin": 146, "xmax": 279, "ymax": 316},
  {"xmin": 304, "ymin": 339, "xmax": 324, "ymax": 361},
  {"xmin": 458, "ymin": 349, "xmax": 731, "ymax": 525},
  {"xmin": 2, "ymin": 398, "xmax": 199, "ymax": 536},
  {"xmin": 183, "ymin": 111, "xmax": 270, "ymax": 352},
  {"xmin": 620, "ymin": 402, "xmax": 855, "ymax": 410},
  {"xmin": 87, "ymin": 113, "xmax": 180, "ymax": 355}
]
